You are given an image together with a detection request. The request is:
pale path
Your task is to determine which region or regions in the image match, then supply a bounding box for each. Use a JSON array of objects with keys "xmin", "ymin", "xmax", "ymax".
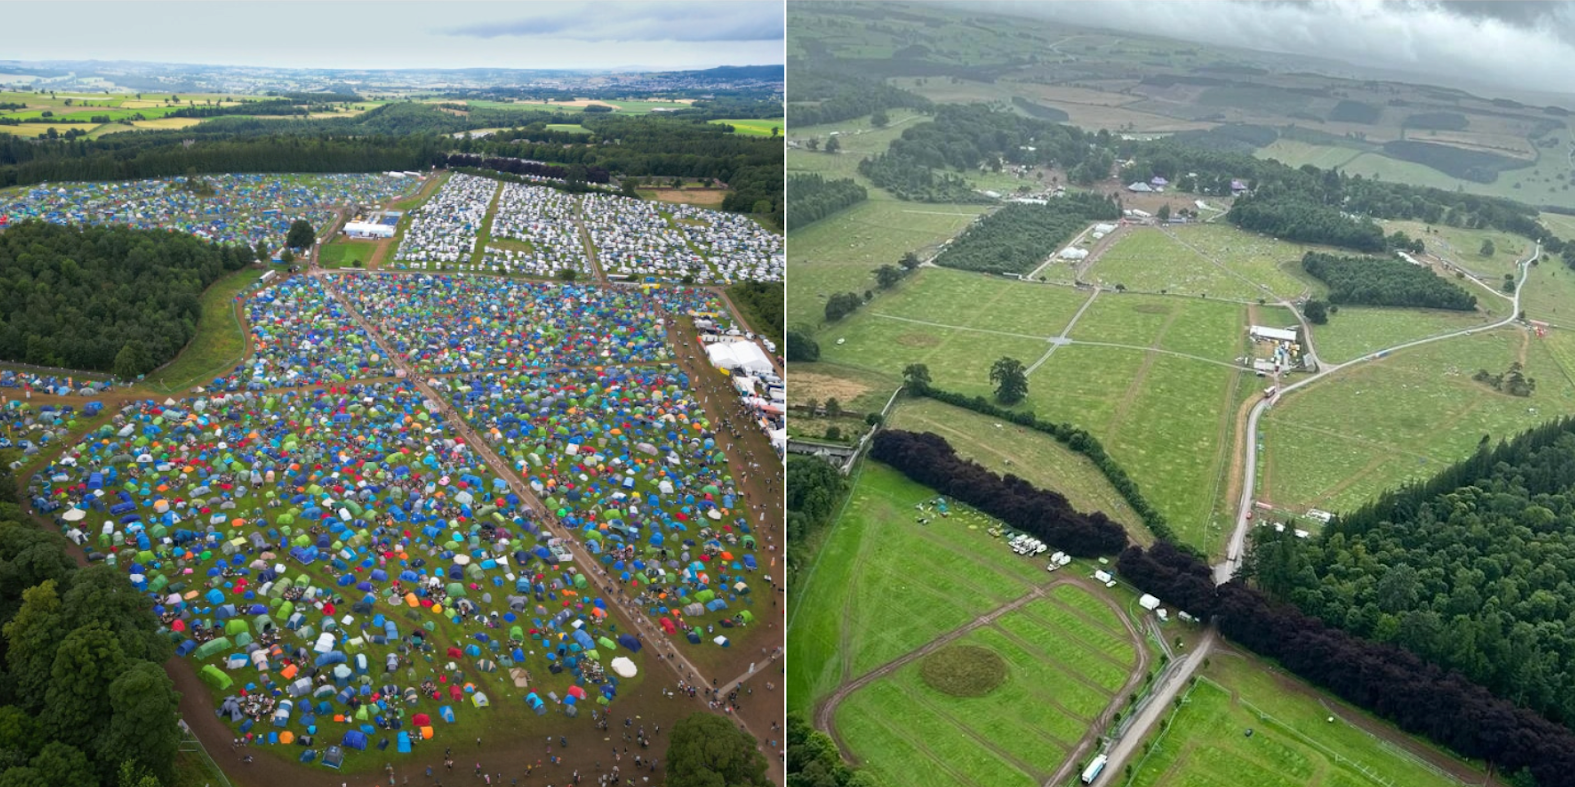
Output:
[{"xmin": 1026, "ymin": 287, "xmax": 1099, "ymax": 375}]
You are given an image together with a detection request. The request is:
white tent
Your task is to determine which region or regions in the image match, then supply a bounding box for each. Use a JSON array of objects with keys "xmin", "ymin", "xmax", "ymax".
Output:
[
  {"xmin": 610, "ymin": 657, "xmax": 638, "ymax": 678},
  {"xmin": 704, "ymin": 341, "xmax": 773, "ymax": 375},
  {"xmin": 1139, "ymin": 593, "xmax": 1161, "ymax": 611}
]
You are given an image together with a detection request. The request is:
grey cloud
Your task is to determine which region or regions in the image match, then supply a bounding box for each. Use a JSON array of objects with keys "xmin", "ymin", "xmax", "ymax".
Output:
[{"xmin": 444, "ymin": 2, "xmax": 783, "ymax": 42}]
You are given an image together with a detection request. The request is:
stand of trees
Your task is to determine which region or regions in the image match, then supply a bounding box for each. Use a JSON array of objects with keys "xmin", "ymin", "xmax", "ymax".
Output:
[
  {"xmin": 169, "ymin": 98, "xmax": 310, "ymax": 118},
  {"xmin": 786, "ymin": 327, "xmax": 820, "ymax": 362},
  {"xmin": 0, "ymin": 473, "xmax": 181, "ymax": 787},
  {"xmin": 871, "ymin": 429, "xmax": 1129, "ymax": 556},
  {"xmin": 0, "ymin": 222, "xmax": 254, "ymax": 377},
  {"xmin": 1120, "ymin": 540, "xmax": 1575, "ymax": 787},
  {"xmin": 932, "ymin": 195, "xmax": 1119, "ymax": 274},
  {"xmin": 725, "ymin": 281, "xmax": 784, "ymax": 346},
  {"xmin": 1227, "ymin": 196, "xmax": 1388, "ymax": 251},
  {"xmin": 443, "ymin": 153, "xmax": 610, "ymax": 183},
  {"xmin": 786, "ymin": 456, "xmax": 848, "ymax": 585},
  {"xmin": 1382, "ymin": 139, "xmax": 1527, "ymax": 183},
  {"xmin": 664, "ymin": 712, "xmax": 770, "ymax": 787},
  {"xmin": 1301, "ymin": 251, "xmax": 1477, "ymax": 310},
  {"xmin": 786, "ymin": 174, "xmax": 867, "ymax": 230},
  {"xmin": 787, "ymin": 712, "xmax": 876, "ymax": 787},
  {"xmin": 785, "ymin": 69, "xmax": 932, "ymax": 128}
]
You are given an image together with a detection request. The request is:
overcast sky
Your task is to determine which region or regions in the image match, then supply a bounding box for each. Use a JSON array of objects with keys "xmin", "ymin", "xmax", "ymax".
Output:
[
  {"xmin": 0, "ymin": 1, "xmax": 784, "ymax": 71},
  {"xmin": 983, "ymin": 0, "xmax": 1575, "ymax": 96}
]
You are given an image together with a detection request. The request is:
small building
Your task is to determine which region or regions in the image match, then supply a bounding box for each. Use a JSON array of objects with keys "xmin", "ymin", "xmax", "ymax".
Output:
[
  {"xmin": 1249, "ymin": 325, "xmax": 1299, "ymax": 343},
  {"xmin": 344, "ymin": 221, "xmax": 394, "ymax": 239},
  {"xmin": 1306, "ymin": 509, "xmax": 1333, "ymax": 524},
  {"xmin": 1150, "ymin": 176, "xmax": 1169, "ymax": 187},
  {"xmin": 1231, "ymin": 179, "xmax": 1249, "ymax": 194},
  {"xmin": 1138, "ymin": 593, "xmax": 1161, "ymax": 611},
  {"xmin": 1058, "ymin": 247, "xmax": 1089, "ymax": 261},
  {"xmin": 1094, "ymin": 569, "xmax": 1114, "ymax": 585}
]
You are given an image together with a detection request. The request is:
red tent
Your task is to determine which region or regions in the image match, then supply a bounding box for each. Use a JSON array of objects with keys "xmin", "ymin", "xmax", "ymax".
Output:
[
  {"xmin": 412, "ymin": 713, "xmax": 431, "ymax": 726},
  {"xmin": 659, "ymin": 617, "xmax": 675, "ymax": 634}
]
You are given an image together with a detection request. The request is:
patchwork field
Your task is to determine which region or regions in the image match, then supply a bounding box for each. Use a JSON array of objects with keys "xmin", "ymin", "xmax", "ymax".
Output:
[
  {"xmin": 1261, "ymin": 327, "xmax": 1575, "ymax": 514},
  {"xmin": 834, "ymin": 590, "xmax": 1139, "ymax": 787},
  {"xmin": 787, "ymin": 463, "xmax": 1078, "ymax": 712},
  {"xmin": 1309, "ymin": 306, "xmax": 1495, "ymax": 365},
  {"xmin": 1127, "ymin": 656, "xmax": 1485, "ymax": 787}
]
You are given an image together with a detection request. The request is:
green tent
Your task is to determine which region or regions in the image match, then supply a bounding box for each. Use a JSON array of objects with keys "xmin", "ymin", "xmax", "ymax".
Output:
[
  {"xmin": 194, "ymin": 637, "xmax": 231, "ymax": 660},
  {"xmin": 224, "ymin": 619, "xmax": 249, "ymax": 636},
  {"xmin": 199, "ymin": 664, "xmax": 233, "ymax": 691}
]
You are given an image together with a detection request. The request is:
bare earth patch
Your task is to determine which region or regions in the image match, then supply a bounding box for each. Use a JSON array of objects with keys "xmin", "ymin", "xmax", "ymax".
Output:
[
  {"xmin": 794, "ymin": 372, "xmax": 872, "ymax": 404},
  {"xmin": 646, "ymin": 188, "xmax": 729, "ymax": 207},
  {"xmin": 920, "ymin": 645, "xmax": 1008, "ymax": 697}
]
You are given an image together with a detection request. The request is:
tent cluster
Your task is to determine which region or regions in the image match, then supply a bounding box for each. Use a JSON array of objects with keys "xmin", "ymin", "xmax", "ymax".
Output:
[
  {"xmin": 392, "ymin": 174, "xmax": 493, "ymax": 267},
  {"xmin": 474, "ymin": 183, "xmax": 595, "ymax": 278},
  {"xmin": 440, "ymin": 365, "xmax": 763, "ymax": 641},
  {"xmin": 30, "ymin": 382, "xmax": 642, "ymax": 764},
  {"xmin": 212, "ymin": 276, "xmax": 392, "ymax": 392},
  {"xmin": 337, "ymin": 275, "xmax": 667, "ymax": 375},
  {"xmin": 0, "ymin": 401, "xmax": 93, "ymax": 460},
  {"xmin": 0, "ymin": 368, "xmax": 119, "ymax": 396},
  {"xmin": 666, "ymin": 202, "xmax": 783, "ymax": 284},
  {"xmin": 581, "ymin": 193, "xmax": 708, "ymax": 282},
  {"xmin": 0, "ymin": 173, "xmax": 408, "ymax": 249}
]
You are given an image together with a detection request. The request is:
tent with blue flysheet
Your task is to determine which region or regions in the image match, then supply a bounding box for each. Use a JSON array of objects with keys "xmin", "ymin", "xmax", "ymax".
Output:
[
  {"xmin": 439, "ymin": 706, "xmax": 455, "ymax": 723},
  {"xmin": 342, "ymin": 730, "xmax": 368, "ymax": 751}
]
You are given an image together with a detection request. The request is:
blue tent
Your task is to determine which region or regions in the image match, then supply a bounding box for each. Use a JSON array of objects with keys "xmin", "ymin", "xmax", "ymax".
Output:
[{"xmin": 342, "ymin": 730, "xmax": 368, "ymax": 751}]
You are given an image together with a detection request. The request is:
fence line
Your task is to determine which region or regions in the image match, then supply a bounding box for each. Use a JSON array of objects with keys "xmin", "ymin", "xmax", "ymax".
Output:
[{"xmin": 178, "ymin": 722, "xmax": 235, "ymax": 787}]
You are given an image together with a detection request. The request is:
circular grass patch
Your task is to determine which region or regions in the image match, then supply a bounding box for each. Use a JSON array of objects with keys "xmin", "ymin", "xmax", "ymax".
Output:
[{"xmin": 919, "ymin": 645, "xmax": 1007, "ymax": 697}]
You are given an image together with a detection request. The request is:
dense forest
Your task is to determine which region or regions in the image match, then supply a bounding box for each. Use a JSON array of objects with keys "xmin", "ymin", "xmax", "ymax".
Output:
[
  {"xmin": 1227, "ymin": 196, "xmax": 1389, "ymax": 251},
  {"xmin": 932, "ymin": 195, "xmax": 1119, "ymax": 274},
  {"xmin": 786, "ymin": 174, "xmax": 868, "ymax": 230},
  {"xmin": 1121, "ymin": 540, "xmax": 1575, "ymax": 787},
  {"xmin": 1382, "ymin": 139, "xmax": 1528, "ymax": 183},
  {"xmin": 0, "ymin": 222, "xmax": 253, "ymax": 377},
  {"xmin": 1301, "ymin": 251, "xmax": 1478, "ymax": 309},
  {"xmin": 787, "ymin": 712, "xmax": 875, "ymax": 787},
  {"xmin": 870, "ymin": 429, "xmax": 1129, "ymax": 556},
  {"xmin": 1327, "ymin": 99, "xmax": 1381, "ymax": 124},
  {"xmin": 786, "ymin": 456, "xmax": 847, "ymax": 585},
  {"xmin": 0, "ymin": 474, "xmax": 182, "ymax": 787},
  {"xmin": 443, "ymin": 153, "xmax": 611, "ymax": 184},
  {"xmin": 1251, "ymin": 417, "xmax": 1575, "ymax": 734},
  {"xmin": 785, "ymin": 69, "xmax": 932, "ymax": 128}
]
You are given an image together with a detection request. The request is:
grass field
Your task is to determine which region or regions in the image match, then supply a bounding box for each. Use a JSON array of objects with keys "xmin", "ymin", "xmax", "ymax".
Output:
[
  {"xmin": 1384, "ymin": 219, "xmax": 1530, "ymax": 279},
  {"xmin": 1127, "ymin": 655, "xmax": 1484, "ymax": 787},
  {"xmin": 318, "ymin": 239, "xmax": 376, "ymax": 268},
  {"xmin": 888, "ymin": 397, "xmax": 1146, "ymax": 536},
  {"xmin": 1261, "ymin": 327, "xmax": 1575, "ymax": 514},
  {"xmin": 788, "ymin": 462, "xmax": 1077, "ymax": 712},
  {"xmin": 544, "ymin": 123, "xmax": 591, "ymax": 134},
  {"xmin": 1165, "ymin": 224, "xmax": 1325, "ymax": 301},
  {"xmin": 1310, "ymin": 306, "xmax": 1495, "ymax": 365},
  {"xmin": 1518, "ymin": 258, "xmax": 1575, "ymax": 328},
  {"xmin": 711, "ymin": 118, "xmax": 781, "ymax": 136},
  {"xmin": 1087, "ymin": 228, "xmax": 1272, "ymax": 301},
  {"xmin": 835, "ymin": 589, "xmax": 1138, "ymax": 787},
  {"xmin": 147, "ymin": 267, "xmax": 267, "ymax": 393}
]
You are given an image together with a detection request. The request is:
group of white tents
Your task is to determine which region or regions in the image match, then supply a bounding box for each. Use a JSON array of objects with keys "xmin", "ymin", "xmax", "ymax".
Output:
[
  {"xmin": 582, "ymin": 194, "xmax": 708, "ymax": 281},
  {"xmin": 480, "ymin": 183, "xmax": 595, "ymax": 278},
  {"xmin": 393, "ymin": 174, "xmax": 493, "ymax": 267}
]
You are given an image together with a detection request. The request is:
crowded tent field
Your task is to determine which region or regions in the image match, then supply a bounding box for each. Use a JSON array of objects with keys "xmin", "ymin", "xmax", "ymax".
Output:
[
  {"xmin": 334, "ymin": 274, "xmax": 671, "ymax": 374},
  {"xmin": 435, "ymin": 365, "xmax": 772, "ymax": 650},
  {"xmin": 210, "ymin": 276, "xmax": 394, "ymax": 392},
  {"xmin": 391, "ymin": 173, "xmax": 496, "ymax": 270},
  {"xmin": 582, "ymin": 193, "xmax": 785, "ymax": 283},
  {"xmin": 0, "ymin": 173, "xmax": 412, "ymax": 251},
  {"xmin": 29, "ymin": 382, "xmax": 651, "ymax": 770},
  {"xmin": 481, "ymin": 182, "xmax": 596, "ymax": 279}
]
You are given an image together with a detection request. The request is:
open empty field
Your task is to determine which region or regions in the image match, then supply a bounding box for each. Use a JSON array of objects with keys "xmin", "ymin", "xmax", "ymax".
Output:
[
  {"xmin": 147, "ymin": 266, "xmax": 266, "ymax": 393},
  {"xmin": 711, "ymin": 117, "xmax": 781, "ymax": 136},
  {"xmin": 1261, "ymin": 327, "xmax": 1575, "ymax": 513},
  {"xmin": 1166, "ymin": 224, "xmax": 1325, "ymax": 301},
  {"xmin": 1127, "ymin": 655, "xmax": 1485, "ymax": 787},
  {"xmin": 1384, "ymin": 219, "xmax": 1530, "ymax": 279},
  {"xmin": 318, "ymin": 239, "xmax": 376, "ymax": 268},
  {"xmin": 888, "ymin": 397, "xmax": 1145, "ymax": 535},
  {"xmin": 1309, "ymin": 306, "xmax": 1495, "ymax": 365},
  {"xmin": 788, "ymin": 463, "xmax": 1071, "ymax": 712},
  {"xmin": 1086, "ymin": 228, "xmax": 1271, "ymax": 301}
]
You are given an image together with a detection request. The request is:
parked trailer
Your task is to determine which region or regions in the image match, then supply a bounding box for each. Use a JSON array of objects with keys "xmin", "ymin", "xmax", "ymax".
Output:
[{"xmin": 1081, "ymin": 754, "xmax": 1108, "ymax": 784}]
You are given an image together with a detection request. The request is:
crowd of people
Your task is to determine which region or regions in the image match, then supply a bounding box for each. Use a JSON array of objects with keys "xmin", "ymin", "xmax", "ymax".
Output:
[
  {"xmin": 28, "ymin": 383, "xmax": 650, "ymax": 767},
  {"xmin": 392, "ymin": 174, "xmax": 495, "ymax": 268},
  {"xmin": 212, "ymin": 276, "xmax": 392, "ymax": 391},
  {"xmin": 336, "ymin": 274, "xmax": 669, "ymax": 375},
  {"xmin": 0, "ymin": 173, "xmax": 410, "ymax": 250}
]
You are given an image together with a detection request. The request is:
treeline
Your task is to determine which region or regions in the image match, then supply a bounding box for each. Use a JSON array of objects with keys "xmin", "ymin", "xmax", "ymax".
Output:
[
  {"xmin": 1301, "ymin": 251, "xmax": 1477, "ymax": 310},
  {"xmin": 1404, "ymin": 112, "xmax": 1470, "ymax": 131},
  {"xmin": 1254, "ymin": 417, "xmax": 1575, "ymax": 734},
  {"xmin": 443, "ymin": 153, "xmax": 611, "ymax": 183},
  {"xmin": 786, "ymin": 713, "xmax": 872, "ymax": 787},
  {"xmin": 916, "ymin": 387, "xmax": 1176, "ymax": 544},
  {"xmin": 169, "ymin": 99, "xmax": 310, "ymax": 118},
  {"xmin": 1382, "ymin": 139, "xmax": 1528, "ymax": 183},
  {"xmin": 858, "ymin": 105, "xmax": 1110, "ymax": 202},
  {"xmin": 726, "ymin": 281, "xmax": 784, "ymax": 346},
  {"xmin": 871, "ymin": 430, "xmax": 1129, "ymax": 556},
  {"xmin": 1120, "ymin": 541, "xmax": 1575, "ymax": 787},
  {"xmin": 0, "ymin": 473, "xmax": 182, "ymax": 787},
  {"xmin": 0, "ymin": 222, "xmax": 254, "ymax": 377},
  {"xmin": 1328, "ymin": 99, "xmax": 1381, "ymax": 124},
  {"xmin": 786, "ymin": 174, "xmax": 867, "ymax": 230},
  {"xmin": 786, "ymin": 456, "xmax": 848, "ymax": 585},
  {"xmin": 785, "ymin": 69, "xmax": 932, "ymax": 128},
  {"xmin": 1227, "ymin": 196, "xmax": 1388, "ymax": 251},
  {"xmin": 933, "ymin": 195, "xmax": 1119, "ymax": 275},
  {"xmin": 1010, "ymin": 96, "xmax": 1069, "ymax": 121}
]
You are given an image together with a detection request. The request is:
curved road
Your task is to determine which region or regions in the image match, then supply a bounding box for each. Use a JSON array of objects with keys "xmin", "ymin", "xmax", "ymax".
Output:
[
  {"xmin": 1096, "ymin": 245, "xmax": 1537, "ymax": 786},
  {"xmin": 1217, "ymin": 244, "xmax": 1535, "ymax": 583}
]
